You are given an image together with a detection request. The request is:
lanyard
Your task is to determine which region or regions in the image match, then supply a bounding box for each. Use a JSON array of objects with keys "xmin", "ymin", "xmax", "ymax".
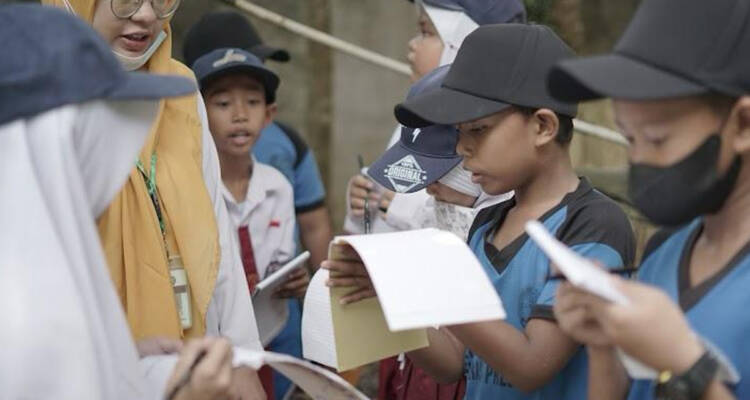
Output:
[{"xmin": 136, "ymin": 152, "xmax": 166, "ymax": 237}]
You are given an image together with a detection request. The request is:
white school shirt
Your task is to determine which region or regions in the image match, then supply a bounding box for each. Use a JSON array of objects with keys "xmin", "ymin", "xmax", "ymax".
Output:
[
  {"xmin": 221, "ymin": 158, "xmax": 297, "ymax": 346},
  {"xmin": 197, "ymin": 95, "xmax": 263, "ymax": 351}
]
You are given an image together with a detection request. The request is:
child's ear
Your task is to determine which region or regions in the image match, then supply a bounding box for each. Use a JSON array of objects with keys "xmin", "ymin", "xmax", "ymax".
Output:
[
  {"xmin": 532, "ymin": 109, "xmax": 559, "ymax": 147},
  {"xmin": 263, "ymin": 103, "xmax": 278, "ymax": 129},
  {"xmin": 730, "ymin": 96, "xmax": 750, "ymax": 155}
]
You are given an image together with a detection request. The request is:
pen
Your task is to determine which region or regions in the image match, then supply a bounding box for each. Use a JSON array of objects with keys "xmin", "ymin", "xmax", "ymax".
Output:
[
  {"xmin": 546, "ymin": 267, "xmax": 638, "ymax": 282},
  {"xmin": 166, "ymin": 349, "xmax": 207, "ymax": 400},
  {"xmin": 358, "ymin": 154, "xmax": 371, "ymax": 234}
]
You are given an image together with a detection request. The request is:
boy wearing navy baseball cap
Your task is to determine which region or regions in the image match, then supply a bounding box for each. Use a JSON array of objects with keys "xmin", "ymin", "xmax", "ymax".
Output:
[
  {"xmin": 192, "ymin": 48, "xmax": 309, "ymax": 399},
  {"xmin": 326, "ymin": 24, "xmax": 636, "ymax": 400},
  {"xmin": 548, "ymin": 0, "xmax": 750, "ymax": 399}
]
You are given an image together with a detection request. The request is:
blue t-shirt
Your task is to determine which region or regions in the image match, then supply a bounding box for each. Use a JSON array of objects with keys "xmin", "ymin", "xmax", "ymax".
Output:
[
  {"xmin": 253, "ymin": 121, "xmax": 326, "ymax": 212},
  {"xmin": 627, "ymin": 219, "xmax": 750, "ymax": 399},
  {"xmin": 464, "ymin": 178, "xmax": 635, "ymax": 400}
]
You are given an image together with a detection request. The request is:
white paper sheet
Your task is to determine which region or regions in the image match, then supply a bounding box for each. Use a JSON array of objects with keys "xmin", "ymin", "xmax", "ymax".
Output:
[
  {"xmin": 233, "ymin": 348, "xmax": 368, "ymax": 400},
  {"xmin": 338, "ymin": 228, "xmax": 506, "ymax": 331},
  {"xmin": 525, "ymin": 220, "xmax": 630, "ymax": 305},
  {"xmin": 301, "ymin": 269, "xmax": 338, "ymax": 368}
]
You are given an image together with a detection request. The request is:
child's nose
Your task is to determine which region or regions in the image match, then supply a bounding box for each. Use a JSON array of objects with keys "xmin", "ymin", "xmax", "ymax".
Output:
[
  {"xmin": 456, "ymin": 132, "xmax": 473, "ymax": 158},
  {"xmin": 408, "ymin": 36, "xmax": 419, "ymax": 52},
  {"xmin": 232, "ymin": 104, "xmax": 249, "ymax": 122}
]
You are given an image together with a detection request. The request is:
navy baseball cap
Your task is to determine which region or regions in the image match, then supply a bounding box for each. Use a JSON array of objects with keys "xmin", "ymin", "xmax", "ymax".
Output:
[
  {"xmin": 395, "ymin": 24, "xmax": 578, "ymax": 128},
  {"xmin": 191, "ymin": 48, "xmax": 280, "ymax": 103},
  {"xmin": 0, "ymin": 4, "xmax": 196, "ymax": 126},
  {"xmin": 369, "ymin": 65, "xmax": 462, "ymax": 193},
  {"xmin": 418, "ymin": 0, "xmax": 526, "ymax": 24},
  {"xmin": 548, "ymin": 0, "xmax": 750, "ymax": 102},
  {"xmin": 183, "ymin": 11, "xmax": 290, "ymax": 67}
]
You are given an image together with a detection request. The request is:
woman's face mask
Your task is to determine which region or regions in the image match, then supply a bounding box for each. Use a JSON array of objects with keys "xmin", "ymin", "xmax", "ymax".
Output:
[{"xmin": 68, "ymin": 0, "xmax": 169, "ymax": 70}]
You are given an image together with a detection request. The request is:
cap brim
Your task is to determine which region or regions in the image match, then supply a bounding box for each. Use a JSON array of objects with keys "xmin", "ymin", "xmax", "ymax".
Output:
[
  {"xmin": 368, "ymin": 142, "xmax": 462, "ymax": 193},
  {"xmin": 108, "ymin": 72, "xmax": 196, "ymax": 100},
  {"xmin": 198, "ymin": 65, "xmax": 280, "ymax": 101},
  {"xmin": 395, "ymin": 86, "xmax": 512, "ymax": 128},
  {"xmin": 251, "ymin": 44, "xmax": 291, "ymax": 63},
  {"xmin": 548, "ymin": 53, "xmax": 709, "ymax": 102}
]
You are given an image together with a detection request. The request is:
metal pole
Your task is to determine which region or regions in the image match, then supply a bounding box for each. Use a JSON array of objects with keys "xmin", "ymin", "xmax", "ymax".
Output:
[{"xmin": 224, "ymin": 0, "xmax": 412, "ymax": 75}]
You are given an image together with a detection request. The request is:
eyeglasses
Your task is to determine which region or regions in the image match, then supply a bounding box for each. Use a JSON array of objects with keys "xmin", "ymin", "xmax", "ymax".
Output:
[{"xmin": 111, "ymin": 0, "xmax": 182, "ymax": 20}]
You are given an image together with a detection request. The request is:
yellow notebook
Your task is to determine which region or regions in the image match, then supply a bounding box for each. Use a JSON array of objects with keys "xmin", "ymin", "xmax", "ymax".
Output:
[{"xmin": 301, "ymin": 241, "xmax": 428, "ymax": 372}]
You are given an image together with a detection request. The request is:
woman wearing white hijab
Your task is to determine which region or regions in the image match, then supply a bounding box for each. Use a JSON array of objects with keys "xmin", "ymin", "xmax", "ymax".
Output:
[{"xmin": 0, "ymin": 5, "xmax": 238, "ymax": 399}]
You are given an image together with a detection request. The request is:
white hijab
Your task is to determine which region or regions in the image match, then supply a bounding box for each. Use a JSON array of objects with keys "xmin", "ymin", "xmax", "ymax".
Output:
[
  {"xmin": 0, "ymin": 99, "xmax": 161, "ymax": 400},
  {"xmin": 420, "ymin": 1, "xmax": 480, "ymax": 66}
]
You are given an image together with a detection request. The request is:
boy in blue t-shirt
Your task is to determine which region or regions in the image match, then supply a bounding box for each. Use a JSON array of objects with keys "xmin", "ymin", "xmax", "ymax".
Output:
[
  {"xmin": 324, "ymin": 24, "xmax": 635, "ymax": 400},
  {"xmin": 547, "ymin": 0, "xmax": 750, "ymax": 399}
]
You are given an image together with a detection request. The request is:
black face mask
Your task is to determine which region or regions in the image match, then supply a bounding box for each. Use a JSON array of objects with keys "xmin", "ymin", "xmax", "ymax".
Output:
[{"xmin": 628, "ymin": 135, "xmax": 742, "ymax": 226}]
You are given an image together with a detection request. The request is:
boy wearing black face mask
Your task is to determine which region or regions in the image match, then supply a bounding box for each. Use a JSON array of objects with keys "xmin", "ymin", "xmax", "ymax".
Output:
[{"xmin": 548, "ymin": 0, "xmax": 750, "ymax": 399}]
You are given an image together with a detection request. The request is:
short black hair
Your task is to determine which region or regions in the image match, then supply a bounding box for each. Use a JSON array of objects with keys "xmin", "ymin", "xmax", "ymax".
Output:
[
  {"xmin": 199, "ymin": 69, "xmax": 274, "ymax": 104},
  {"xmin": 515, "ymin": 106, "xmax": 574, "ymax": 145}
]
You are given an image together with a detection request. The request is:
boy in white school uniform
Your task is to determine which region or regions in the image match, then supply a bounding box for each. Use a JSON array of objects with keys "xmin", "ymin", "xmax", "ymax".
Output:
[{"xmin": 191, "ymin": 48, "xmax": 309, "ymax": 399}]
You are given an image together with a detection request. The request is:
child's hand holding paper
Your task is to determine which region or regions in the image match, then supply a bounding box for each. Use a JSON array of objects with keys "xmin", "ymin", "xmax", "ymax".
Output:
[
  {"xmin": 274, "ymin": 267, "xmax": 310, "ymax": 299},
  {"xmin": 321, "ymin": 243, "xmax": 376, "ymax": 304}
]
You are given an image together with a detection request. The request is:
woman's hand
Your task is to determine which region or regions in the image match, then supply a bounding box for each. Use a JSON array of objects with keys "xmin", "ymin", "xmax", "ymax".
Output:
[{"xmin": 166, "ymin": 337, "xmax": 234, "ymax": 400}]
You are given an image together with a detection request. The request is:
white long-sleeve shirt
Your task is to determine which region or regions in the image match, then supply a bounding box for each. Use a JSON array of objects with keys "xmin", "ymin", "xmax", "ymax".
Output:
[
  {"xmin": 221, "ymin": 158, "xmax": 296, "ymax": 346},
  {"xmin": 197, "ymin": 95, "xmax": 263, "ymax": 351},
  {"xmin": 343, "ymin": 126, "xmax": 510, "ymax": 238}
]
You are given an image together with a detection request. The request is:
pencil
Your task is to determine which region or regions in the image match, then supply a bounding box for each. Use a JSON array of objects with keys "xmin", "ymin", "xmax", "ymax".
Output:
[{"xmin": 546, "ymin": 267, "xmax": 638, "ymax": 282}]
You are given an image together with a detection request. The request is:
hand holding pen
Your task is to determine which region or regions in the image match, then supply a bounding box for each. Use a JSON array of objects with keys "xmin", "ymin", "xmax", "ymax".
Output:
[
  {"xmin": 166, "ymin": 337, "xmax": 234, "ymax": 400},
  {"xmin": 357, "ymin": 155, "xmax": 372, "ymax": 234}
]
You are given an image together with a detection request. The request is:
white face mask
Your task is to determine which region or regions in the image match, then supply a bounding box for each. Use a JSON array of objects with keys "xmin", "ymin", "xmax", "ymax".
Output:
[
  {"xmin": 112, "ymin": 30, "xmax": 167, "ymax": 71},
  {"xmin": 59, "ymin": 0, "xmax": 167, "ymax": 72}
]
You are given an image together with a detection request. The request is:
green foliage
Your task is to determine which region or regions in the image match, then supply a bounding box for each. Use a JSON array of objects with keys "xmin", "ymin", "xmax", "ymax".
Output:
[{"xmin": 523, "ymin": 0, "xmax": 554, "ymax": 25}]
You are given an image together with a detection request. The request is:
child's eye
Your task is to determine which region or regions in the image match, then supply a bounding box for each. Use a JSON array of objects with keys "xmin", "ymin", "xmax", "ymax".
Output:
[
  {"xmin": 469, "ymin": 125, "xmax": 488, "ymax": 135},
  {"xmin": 248, "ymin": 99, "xmax": 261, "ymax": 106},
  {"xmin": 212, "ymin": 99, "xmax": 230, "ymax": 108}
]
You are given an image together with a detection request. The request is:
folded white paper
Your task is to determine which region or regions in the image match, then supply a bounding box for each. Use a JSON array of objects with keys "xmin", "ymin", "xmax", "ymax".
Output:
[
  {"xmin": 525, "ymin": 221, "xmax": 740, "ymax": 383},
  {"xmin": 339, "ymin": 228, "xmax": 506, "ymax": 330},
  {"xmin": 525, "ymin": 220, "xmax": 630, "ymax": 305},
  {"xmin": 302, "ymin": 228, "xmax": 505, "ymax": 371}
]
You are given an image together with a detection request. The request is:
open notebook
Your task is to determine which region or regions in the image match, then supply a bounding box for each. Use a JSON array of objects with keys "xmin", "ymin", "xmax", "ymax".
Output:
[
  {"xmin": 139, "ymin": 348, "xmax": 367, "ymax": 400},
  {"xmin": 302, "ymin": 228, "xmax": 506, "ymax": 371}
]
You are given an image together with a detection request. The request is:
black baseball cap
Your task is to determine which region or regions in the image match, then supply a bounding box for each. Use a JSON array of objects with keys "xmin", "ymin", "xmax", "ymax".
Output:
[
  {"xmin": 417, "ymin": 0, "xmax": 526, "ymax": 24},
  {"xmin": 183, "ymin": 10, "xmax": 290, "ymax": 68},
  {"xmin": 369, "ymin": 65, "xmax": 462, "ymax": 193},
  {"xmin": 548, "ymin": 0, "xmax": 750, "ymax": 102},
  {"xmin": 395, "ymin": 24, "xmax": 578, "ymax": 128},
  {"xmin": 0, "ymin": 4, "xmax": 196, "ymax": 126},
  {"xmin": 191, "ymin": 48, "xmax": 280, "ymax": 103}
]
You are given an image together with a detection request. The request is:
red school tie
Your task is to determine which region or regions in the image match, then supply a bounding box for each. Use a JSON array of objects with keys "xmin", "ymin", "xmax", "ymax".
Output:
[
  {"xmin": 237, "ymin": 225, "xmax": 260, "ymax": 293},
  {"xmin": 236, "ymin": 225, "xmax": 275, "ymax": 399}
]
